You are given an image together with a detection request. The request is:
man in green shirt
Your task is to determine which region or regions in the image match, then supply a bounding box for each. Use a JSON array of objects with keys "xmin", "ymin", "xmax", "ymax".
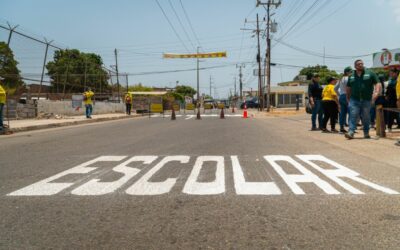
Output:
[{"xmin": 345, "ymin": 59, "xmax": 380, "ymax": 139}]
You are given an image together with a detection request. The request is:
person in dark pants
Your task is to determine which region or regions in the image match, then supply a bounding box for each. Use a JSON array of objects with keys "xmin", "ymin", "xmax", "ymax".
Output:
[
  {"xmin": 386, "ymin": 69, "xmax": 399, "ymax": 132},
  {"xmin": 125, "ymin": 93, "xmax": 132, "ymax": 115},
  {"xmin": 321, "ymin": 77, "xmax": 339, "ymax": 133},
  {"xmin": 334, "ymin": 67, "xmax": 352, "ymax": 133},
  {"xmin": 308, "ymin": 73, "xmax": 324, "ymax": 130}
]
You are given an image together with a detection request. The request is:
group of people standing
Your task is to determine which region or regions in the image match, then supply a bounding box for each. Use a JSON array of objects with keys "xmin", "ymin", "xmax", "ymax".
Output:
[{"xmin": 309, "ymin": 59, "xmax": 400, "ymax": 142}]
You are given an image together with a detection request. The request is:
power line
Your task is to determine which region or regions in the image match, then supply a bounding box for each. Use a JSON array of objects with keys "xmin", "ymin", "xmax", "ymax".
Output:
[
  {"xmin": 167, "ymin": 0, "xmax": 196, "ymax": 51},
  {"xmin": 178, "ymin": 0, "xmax": 203, "ymax": 50},
  {"xmin": 272, "ymin": 38, "xmax": 372, "ymax": 59},
  {"xmin": 154, "ymin": 0, "xmax": 190, "ymax": 53}
]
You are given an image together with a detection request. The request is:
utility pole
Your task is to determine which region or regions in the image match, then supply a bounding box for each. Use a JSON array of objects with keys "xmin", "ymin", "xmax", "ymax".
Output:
[
  {"xmin": 38, "ymin": 39, "xmax": 53, "ymax": 98},
  {"xmin": 6, "ymin": 22, "xmax": 19, "ymax": 46},
  {"xmin": 236, "ymin": 64, "xmax": 244, "ymax": 100},
  {"xmin": 257, "ymin": 0, "xmax": 280, "ymax": 112},
  {"xmin": 234, "ymin": 77, "xmax": 237, "ymax": 97},
  {"xmin": 196, "ymin": 46, "xmax": 200, "ymax": 105},
  {"xmin": 114, "ymin": 48, "xmax": 120, "ymax": 103},
  {"xmin": 256, "ymin": 13, "xmax": 263, "ymax": 111}
]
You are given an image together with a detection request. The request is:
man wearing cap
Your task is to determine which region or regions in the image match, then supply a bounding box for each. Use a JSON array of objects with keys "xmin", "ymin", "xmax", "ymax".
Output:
[
  {"xmin": 345, "ymin": 59, "xmax": 380, "ymax": 139},
  {"xmin": 308, "ymin": 73, "xmax": 324, "ymax": 130},
  {"xmin": 0, "ymin": 78, "xmax": 6, "ymax": 134},
  {"xmin": 335, "ymin": 66, "xmax": 352, "ymax": 133}
]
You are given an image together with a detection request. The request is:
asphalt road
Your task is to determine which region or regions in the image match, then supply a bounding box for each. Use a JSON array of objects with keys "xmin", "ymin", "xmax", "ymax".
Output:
[{"xmin": 1, "ymin": 111, "xmax": 399, "ymax": 249}]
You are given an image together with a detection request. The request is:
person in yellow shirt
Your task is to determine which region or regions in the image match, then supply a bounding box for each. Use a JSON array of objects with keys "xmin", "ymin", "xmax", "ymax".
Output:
[
  {"xmin": 0, "ymin": 78, "xmax": 6, "ymax": 134},
  {"xmin": 321, "ymin": 77, "xmax": 339, "ymax": 133},
  {"xmin": 124, "ymin": 92, "xmax": 132, "ymax": 115},
  {"xmin": 83, "ymin": 87, "xmax": 94, "ymax": 119}
]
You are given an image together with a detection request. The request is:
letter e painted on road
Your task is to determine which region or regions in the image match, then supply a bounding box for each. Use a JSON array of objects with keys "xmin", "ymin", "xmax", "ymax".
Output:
[
  {"xmin": 126, "ymin": 156, "xmax": 190, "ymax": 195},
  {"xmin": 183, "ymin": 156, "xmax": 225, "ymax": 195},
  {"xmin": 7, "ymin": 156, "xmax": 127, "ymax": 196},
  {"xmin": 71, "ymin": 156, "xmax": 158, "ymax": 195},
  {"xmin": 297, "ymin": 155, "xmax": 399, "ymax": 195},
  {"xmin": 231, "ymin": 156, "xmax": 281, "ymax": 195},
  {"xmin": 264, "ymin": 155, "xmax": 340, "ymax": 195}
]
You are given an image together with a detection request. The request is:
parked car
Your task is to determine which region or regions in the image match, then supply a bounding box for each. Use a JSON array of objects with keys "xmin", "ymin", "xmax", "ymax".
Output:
[{"xmin": 240, "ymin": 100, "xmax": 259, "ymax": 109}]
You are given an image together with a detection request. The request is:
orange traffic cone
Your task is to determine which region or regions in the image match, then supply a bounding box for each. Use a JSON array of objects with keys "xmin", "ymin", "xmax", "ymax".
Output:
[
  {"xmin": 220, "ymin": 108, "xmax": 225, "ymax": 119},
  {"xmin": 243, "ymin": 104, "xmax": 248, "ymax": 118}
]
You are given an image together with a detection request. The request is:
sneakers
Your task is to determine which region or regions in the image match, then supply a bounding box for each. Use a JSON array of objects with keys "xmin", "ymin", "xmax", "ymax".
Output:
[
  {"xmin": 340, "ymin": 128, "xmax": 347, "ymax": 133},
  {"xmin": 311, "ymin": 127, "xmax": 319, "ymax": 131},
  {"xmin": 364, "ymin": 133, "xmax": 371, "ymax": 139},
  {"xmin": 331, "ymin": 129, "xmax": 339, "ymax": 133},
  {"xmin": 345, "ymin": 131, "xmax": 355, "ymax": 139},
  {"xmin": 321, "ymin": 128, "xmax": 330, "ymax": 133},
  {"xmin": 395, "ymin": 141, "xmax": 400, "ymax": 146}
]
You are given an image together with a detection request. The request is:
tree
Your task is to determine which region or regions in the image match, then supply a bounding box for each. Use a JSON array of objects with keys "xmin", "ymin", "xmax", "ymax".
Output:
[
  {"xmin": 46, "ymin": 49, "xmax": 109, "ymax": 93},
  {"xmin": 297, "ymin": 65, "xmax": 339, "ymax": 85},
  {"xmin": 0, "ymin": 42, "xmax": 23, "ymax": 94},
  {"xmin": 128, "ymin": 83, "xmax": 153, "ymax": 92},
  {"xmin": 174, "ymin": 85, "xmax": 196, "ymax": 98}
]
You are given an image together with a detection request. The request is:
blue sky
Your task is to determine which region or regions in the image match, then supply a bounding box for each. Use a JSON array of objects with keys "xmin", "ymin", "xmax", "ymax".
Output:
[{"xmin": 1, "ymin": 0, "xmax": 399, "ymax": 98}]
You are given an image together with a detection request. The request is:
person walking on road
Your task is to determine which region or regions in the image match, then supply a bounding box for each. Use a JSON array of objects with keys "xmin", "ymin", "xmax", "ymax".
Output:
[
  {"xmin": 335, "ymin": 66, "xmax": 352, "ymax": 133},
  {"xmin": 0, "ymin": 78, "xmax": 6, "ymax": 135},
  {"xmin": 396, "ymin": 71, "xmax": 400, "ymax": 146},
  {"xmin": 83, "ymin": 87, "xmax": 94, "ymax": 119},
  {"xmin": 321, "ymin": 77, "xmax": 339, "ymax": 133},
  {"xmin": 125, "ymin": 92, "xmax": 132, "ymax": 115},
  {"xmin": 308, "ymin": 73, "xmax": 324, "ymax": 131},
  {"xmin": 385, "ymin": 69, "xmax": 399, "ymax": 132},
  {"xmin": 345, "ymin": 59, "xmax": 380, "ymax": 139}
]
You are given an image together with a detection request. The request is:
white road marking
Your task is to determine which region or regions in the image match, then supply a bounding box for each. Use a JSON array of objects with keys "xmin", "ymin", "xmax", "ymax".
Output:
[
  {"xmin": 185, "ymin": 115, "xmax": 194, "ymax": 120},
  {"xmin": 231, "ymin": 156, "xmax": 281, "ymax": 195},
  {"xmin": 264, "ymin": 155, "xmax": 340, "ymax": 195},
  {"xmin": 126, "ymin": 156, "xmax": 190, "ymax": 195},
  {"xmin": 297, "ymin": 155, "xmax": 399, "ymax": 195},
  {"xmin": 7, "ymin": 156, "xmax": 126, "ymax": 196},
  {"xmin": 183, "ymin": 156, "xmax": 225, "ymax": 195},
  {"xmin": 7, "ymin": 155, "xmax": 399, "ymax": 196},
  {"xmin": 71, "ymin": 156, "xmax": 157, "ymax": 195}
]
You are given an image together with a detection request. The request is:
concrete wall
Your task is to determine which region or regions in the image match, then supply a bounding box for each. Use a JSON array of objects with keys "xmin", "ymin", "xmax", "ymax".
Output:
[{"xmin": 37, "ymin": 100, "xmax": 125, "ymax": 116}]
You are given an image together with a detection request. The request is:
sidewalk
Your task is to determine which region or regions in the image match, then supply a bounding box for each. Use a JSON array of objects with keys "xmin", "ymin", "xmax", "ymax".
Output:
[{"xmin": 2, "ymin": 113, "xmax": 139, "ymax": 134}]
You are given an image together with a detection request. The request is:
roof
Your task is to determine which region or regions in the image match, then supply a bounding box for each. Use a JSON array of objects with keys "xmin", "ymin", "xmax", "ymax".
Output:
[{"xmin": 129, "ymin": 91, "xmax": 168, "ymax": 95}]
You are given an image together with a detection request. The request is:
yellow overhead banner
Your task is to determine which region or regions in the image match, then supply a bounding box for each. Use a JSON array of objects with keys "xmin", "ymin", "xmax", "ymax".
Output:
[{"xmin": 163, "ymin": 52, "xmax": 227, "ymax": 59}]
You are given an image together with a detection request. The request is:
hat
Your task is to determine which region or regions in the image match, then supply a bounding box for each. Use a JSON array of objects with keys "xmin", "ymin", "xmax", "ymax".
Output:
[
  {"xmin": 327, "ymin": 76, "xmax": 337, "ymax": 83},
  {"xmin": 312, "ymin": 73, "xmax": 320, "ymax": 78},
  {"xmin": 344, "ymin": 67, "xmax": 352, "ymax": 74}
]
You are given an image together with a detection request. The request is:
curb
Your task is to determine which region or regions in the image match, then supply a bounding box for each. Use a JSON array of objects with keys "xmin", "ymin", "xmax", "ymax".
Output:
[{"xmin": 8, "ymin": 114, "xmax": 140, "ymax": 133}]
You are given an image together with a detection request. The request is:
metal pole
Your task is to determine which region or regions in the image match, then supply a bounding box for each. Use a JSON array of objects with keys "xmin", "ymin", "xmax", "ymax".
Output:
[
  {"xmin": 209, "ymin": 75, "xmax": 212, "ymax": 98},
  {"xmin": 256, "ymin": 13, "xmax": 263, "ymax": 111},
  {"xmin": 125, "ymin": 74, "xmax": 128, "ymax": 92},
  {"xmin": 114, "ymin": 49, "xmax": 120, "ymax": 103},
  {"xmin": 84, "ymin": 57, "xmax": 87, "ymax": 91},
  {"xmin": 38, "ymin": 40, "xmax": 52, "ymax": 98}
]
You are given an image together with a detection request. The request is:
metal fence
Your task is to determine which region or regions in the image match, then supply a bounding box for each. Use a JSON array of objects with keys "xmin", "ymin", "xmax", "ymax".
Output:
[{"xmin": 0, "ymin": 20, "xmax": 126, "ymax": 100}]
